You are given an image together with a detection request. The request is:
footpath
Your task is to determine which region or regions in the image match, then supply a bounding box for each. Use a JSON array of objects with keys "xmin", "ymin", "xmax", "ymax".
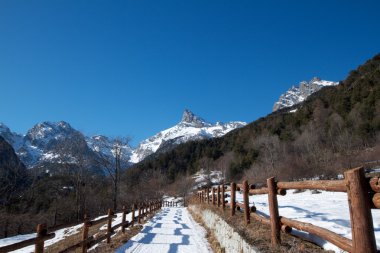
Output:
[{"xmin": 115, "ymin": 207, "xmax": 212, "ymax": 253}]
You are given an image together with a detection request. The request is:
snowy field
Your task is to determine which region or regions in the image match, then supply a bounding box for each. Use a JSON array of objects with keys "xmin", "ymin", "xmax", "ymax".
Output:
[
  {"xmin": 232, "ymin": 189, "xmax": 380, "ymax": 252},
  {"xmin": 115, "ymin": 207, "xmax": 212, "ymax": 253}
]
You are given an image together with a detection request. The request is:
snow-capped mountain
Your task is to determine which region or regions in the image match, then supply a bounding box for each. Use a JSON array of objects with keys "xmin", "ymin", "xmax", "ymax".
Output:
[
  {"xmin": 86, "ymin": 135, "xmax": 133, "ymax": 166},
  {"xmin": 0, "ymin": 121, "xmax": 97, "ymax": 167},
  {"xmin": 273, "ymin": 77, "xmax": 338, "ymax": 112},
  {"xmin": 0, "ymin": 110, "xmax": 246, "ymax": 168},
  {"xmin": 129, "ymin": 109, "xmax": 246, "ymax": 163}
]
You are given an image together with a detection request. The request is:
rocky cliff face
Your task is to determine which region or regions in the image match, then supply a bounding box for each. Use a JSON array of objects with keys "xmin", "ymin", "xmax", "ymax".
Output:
[{"xmin": 273, "ymin": 77, "xmax": 338, "ymax": 112}]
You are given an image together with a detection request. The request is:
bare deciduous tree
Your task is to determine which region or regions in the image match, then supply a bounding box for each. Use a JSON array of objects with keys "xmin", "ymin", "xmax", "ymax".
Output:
[
  {"xmin": 93, "ymin": 136, "xmax": 130, "ymax": 211},
  {"xmin": 254, "ymin": 134, "xmax": 282, "ymax": 175}
]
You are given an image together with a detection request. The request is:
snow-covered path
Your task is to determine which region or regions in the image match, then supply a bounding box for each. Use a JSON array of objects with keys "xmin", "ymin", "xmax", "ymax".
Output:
[{"xmin": 115, "ymin": 207, "xmax": 212, "ymax": 253}]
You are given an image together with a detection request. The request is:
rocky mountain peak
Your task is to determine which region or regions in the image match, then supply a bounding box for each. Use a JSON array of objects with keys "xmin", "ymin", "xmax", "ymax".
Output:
[
  {"xmin": 180, "ymin": 109, "xmax": 211, "ymax": 127},
  {"xmin": 26, "ymin": 121, "xmax": 74, "ymax": 141},
  {"xmin": 130, "ymin": 110, "xmax": 246, "ymax": 163},
  {"xmin": 273, "ymin": 77, "xmax": 338, "ymax": 112}
]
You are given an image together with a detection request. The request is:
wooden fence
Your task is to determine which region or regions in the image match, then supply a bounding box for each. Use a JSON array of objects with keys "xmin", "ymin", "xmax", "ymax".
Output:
[
  {"xmin": 0, "ymin": 200, "xmax": 162, "ymax": 253},
  {"xmin": 196, "ymin": 167, "xmax": 379, "ymax": 253},
  {"xmin": 162, "ymin": 199, "xmax": 184, "ymax": 207}
]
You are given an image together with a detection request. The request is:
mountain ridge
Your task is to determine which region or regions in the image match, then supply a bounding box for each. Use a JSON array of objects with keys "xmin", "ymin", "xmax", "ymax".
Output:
[
  {"xmin": 0, "ymin": 110, "xmax": 246, "ymax": 168},
  {"xmin": 273, "ymin": 77, "xmax": 338, "ymax": 112}
]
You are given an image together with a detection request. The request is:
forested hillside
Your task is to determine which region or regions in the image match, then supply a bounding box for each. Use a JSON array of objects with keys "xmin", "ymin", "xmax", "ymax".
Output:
[{"xmin": 125, "ymin": 53, "xmax": 380, "ymax": 186}]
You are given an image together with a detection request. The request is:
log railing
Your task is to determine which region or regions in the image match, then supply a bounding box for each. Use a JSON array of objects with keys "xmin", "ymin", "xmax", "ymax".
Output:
[
  {"xmin": 162, "ymin": 200, "xmax": 183, "ymax": 207},
  {"xmin": 196, "ymin": 167, "xmax": 378, "ymax": 253},
  {"xmin": 0, "ymin": 200, "xmax": 162, "ymax": 253}
]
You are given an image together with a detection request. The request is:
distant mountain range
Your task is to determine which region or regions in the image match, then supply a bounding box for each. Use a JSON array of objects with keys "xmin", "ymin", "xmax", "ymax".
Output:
[
  {"xmin": 0, "ymin": 110, "xmax": 246, "ymax": 168},
  {"xmin": 1, "ymin": 77, "xmax": 337, "ymax": 169},
  {"xmin": 273, "ymin": 77, "xmax": 338, "ymax": 112}
]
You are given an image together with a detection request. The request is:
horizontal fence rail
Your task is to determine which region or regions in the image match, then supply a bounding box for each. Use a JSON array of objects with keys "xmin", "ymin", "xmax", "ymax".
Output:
[
  {"xmin": 0, "ymin": 200, "xmax": 162, "ymax": 253},
  {"xmin": 196, "ymin": 167, "xmax": 378, "ymax": 253}
]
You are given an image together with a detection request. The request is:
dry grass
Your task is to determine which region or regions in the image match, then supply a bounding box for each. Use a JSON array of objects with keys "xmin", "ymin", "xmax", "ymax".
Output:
[{"xmin": 191, "ymin": 203, "xmax": 333, "ymax": 253}]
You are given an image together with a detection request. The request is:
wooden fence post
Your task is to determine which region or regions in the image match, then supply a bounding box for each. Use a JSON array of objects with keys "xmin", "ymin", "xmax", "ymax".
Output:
[
  {"xmin": 222, "ymin": 183, "xmax": 225, "ymax": 210},
  {"xmin": 35, "ymin": 224, "xmax": 47, "ymax": 253},
  {"xmin": 131, "ymin": 204, "xmax": 136, "ymax": 226},
  {"xmin": 138, "ymin": 205, "xmax": 142, "ymax": 224},
  {"xmin": 217, "ymin": 185, "xmax": 221, "ymax": 207},
  {"xmin": 122, "ymin": 206, "xmax": 127, "ymax": 233},
  {"xmin": 81, "ymin": 214, "xmax": 90, "ymax": 253},
  {"xmin": 106, "ymin": 209, "xmax": 113, "ymax": 244},
  {"xmin": 207, "ymin": 188, "xmax": 210, "ymax": 204},
  {"xmin": 243, "ymin": 180, "xmax": 250, "ymax": 224},
  {"xmin": 231, "ymin": 182, "xmax": 236, "ymax": 216},
  {"xmin": 267, "ymin": 177, "xmax": 281, "ymax": 246},
  {"xmin": 345, "ymin": 167, "xmax": 376, "ymax": 253},
  {"xmin": 212, "ymin": 187, "xmax": 215, "ymax": 205}
]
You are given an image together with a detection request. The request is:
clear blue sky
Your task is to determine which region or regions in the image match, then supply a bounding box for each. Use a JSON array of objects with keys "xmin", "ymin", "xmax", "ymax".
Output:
[{"xmin": 1, "ymin": 0, "xmax": 379, "ymax": 146}]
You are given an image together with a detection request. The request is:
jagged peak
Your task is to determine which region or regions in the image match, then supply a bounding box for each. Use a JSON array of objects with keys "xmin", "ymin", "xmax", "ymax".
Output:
[
  {"xmin": 273, "ymin": 77, "xmax": 338, "ymax": 112},
  {"xmin": 310, "ymin": 76, "xmax": 321, "ymax": 82},
  {"xmin": 34, "ymin": 120, "xmax": 71, "ymax": 128},
  {"xmin": 26, "ymin": 121, "xmax": 77, "ymax": 143},
  {"xmin": 180, "ymin": 109, "xmax": 211, "ymax": 127}
]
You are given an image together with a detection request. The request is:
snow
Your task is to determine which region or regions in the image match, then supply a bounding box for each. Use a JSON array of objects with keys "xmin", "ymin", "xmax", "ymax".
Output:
[
  {"xmin": 190, "ymin": 205, "xmax": 259, "ymax": 253},
  {"xmin": 1, "ymin": 111, "xmax": 245, "ymax": 167},
  {"xmin": 130, "ymin": 110, "xmax": 246, "ymax": 163},
  {"xmin": 193, "ymin": 169, "xmax": 224, "ymax": 188},
  {"xmin": 86, "ymin": 135, "xmax": 133, "ymax": 163},
  {"xmin": 0, "ymin": 210, "xmax": 140, "ymax": 253},
  {"xmin": 0, "ymin": 222, "xmax": 83, "ymax": 253},
  {"xmin": 273, "ymin": 77, "xmax": 338, "ymax": 112},
  {"xmin": 115, "ymin": 207, "xmax": 213, "ymax": 253},
  {"xmin": 227, "ymin": 189, "xmax": 380, "ymax": 252}
]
